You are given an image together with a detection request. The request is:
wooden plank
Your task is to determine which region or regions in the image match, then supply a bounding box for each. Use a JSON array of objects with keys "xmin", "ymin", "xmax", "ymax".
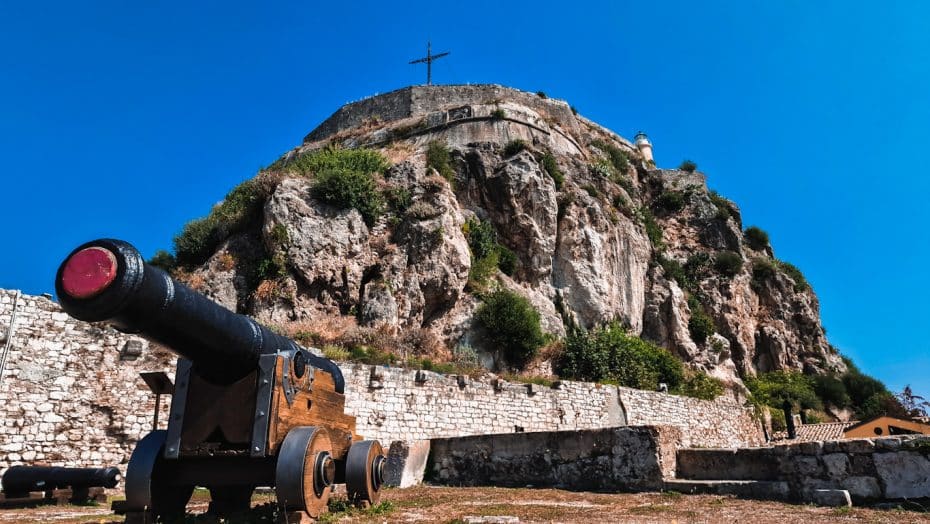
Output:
[{"xmin": 267, "ymin": 357, "xmax": 360, "ymax": 460}]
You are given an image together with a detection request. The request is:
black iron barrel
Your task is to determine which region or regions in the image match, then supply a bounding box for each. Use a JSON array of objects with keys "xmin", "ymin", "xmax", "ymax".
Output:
[
  {"xmin": 55, "ymin": 239, "xmax": 343, "ymax": 390},
  {"xmin": 1, "ymin": 466, "xmax": 121, "ymax": 494}
]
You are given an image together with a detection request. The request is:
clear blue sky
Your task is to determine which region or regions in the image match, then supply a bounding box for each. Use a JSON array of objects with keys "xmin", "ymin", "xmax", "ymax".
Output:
[{"xmin": 2, "ymin": 1, "xmax": 927, "ymax": 396}]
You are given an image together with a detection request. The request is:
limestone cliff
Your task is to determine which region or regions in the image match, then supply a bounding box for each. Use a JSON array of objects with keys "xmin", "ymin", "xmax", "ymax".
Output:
[{"xmin": 182, "ymin": 85, "xmax": 844, "ymax": 387}]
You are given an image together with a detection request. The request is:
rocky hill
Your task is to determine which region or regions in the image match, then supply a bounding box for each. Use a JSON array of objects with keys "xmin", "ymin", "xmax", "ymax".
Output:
[{"xmin": 164, "ymin": 84, "xmax": 845, "ymax": 390}]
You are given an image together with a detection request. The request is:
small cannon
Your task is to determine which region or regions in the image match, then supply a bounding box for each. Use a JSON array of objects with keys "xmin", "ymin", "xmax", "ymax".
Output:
[
  {"xmin": 1, "ymin": 466, "xmax": 120, "ymax": 505},
  {"xmin": 55, "ymin": 239, "xmax": 386, "ymax": 522}
]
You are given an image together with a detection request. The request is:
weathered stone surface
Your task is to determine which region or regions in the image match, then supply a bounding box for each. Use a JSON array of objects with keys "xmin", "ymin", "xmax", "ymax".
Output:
[
  {"xmin": 428, "ymin": 427, "xmax": 673, "ymax": 491},
  {"xmin": 384, "ymin": 440, "xmax": 431, "ymax": 488},
  {"xmin": 874, "ymin": 451, "xmax": 930, "ymax": 499},
  {"xmin": 810, "ymin": 489, "xmax": 852, "ymax": 507}
]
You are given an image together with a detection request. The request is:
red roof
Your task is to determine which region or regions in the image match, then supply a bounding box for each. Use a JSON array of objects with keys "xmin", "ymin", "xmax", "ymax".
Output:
[{"xmin": 772, "ymin": 421, "xmax": 859, "ymax": 442}]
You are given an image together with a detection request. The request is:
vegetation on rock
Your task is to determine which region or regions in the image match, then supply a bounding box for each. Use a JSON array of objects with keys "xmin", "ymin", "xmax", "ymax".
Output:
[
  {"xmin": 744, "ymin": 226, "xmax": 770, "ymax": 251},
  {"xmin": 679, "ymin": 160, "xmax": 697, "ymax": 172},
  {"xmin": 311, "ymin": 167, "xmax": 383, "ymax": 226},
  {"xmin": 426, "ymin": 140, "xmax": 455, "ymax": 181},
  {"xmin": 476, "ymin": 289, "xmax": 545, "ymax": 369}
]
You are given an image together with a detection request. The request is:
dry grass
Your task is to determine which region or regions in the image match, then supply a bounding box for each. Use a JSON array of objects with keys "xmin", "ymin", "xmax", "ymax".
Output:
[
  {"xmin": 382, "ymin": 140, "xmax": 414, "ymax": 164},
  {"xmin": 217, "ymin": 252, "xmax": 236, "ymax": 271},
  {"xmin": 11, "ymin": 486, "xmax": 929, "ymax": 524},
  {"xmin": 254, "ymin": 280, "xmax": 281, "ymax": 302}
]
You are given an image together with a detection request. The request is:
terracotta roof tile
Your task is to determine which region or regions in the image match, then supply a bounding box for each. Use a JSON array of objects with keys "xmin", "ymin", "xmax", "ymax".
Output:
[{"xmin": 772, "ymin": 421, "xmax": 859, "ymax": 442}]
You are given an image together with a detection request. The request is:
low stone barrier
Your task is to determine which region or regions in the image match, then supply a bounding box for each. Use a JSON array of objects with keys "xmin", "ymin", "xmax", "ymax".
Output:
[
  {"xmin": 428, "ymin": 426, "xmax": 682, "ymax": 492},
  {"xmin": 677, "ymin": 435, "xmax": 930, "ymax": 502}
]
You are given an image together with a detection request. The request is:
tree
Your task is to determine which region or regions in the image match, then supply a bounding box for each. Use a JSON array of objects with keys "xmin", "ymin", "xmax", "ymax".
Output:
[{"xmin": 896, "ymin": 385, "xmax": 930, "ymax": 418}]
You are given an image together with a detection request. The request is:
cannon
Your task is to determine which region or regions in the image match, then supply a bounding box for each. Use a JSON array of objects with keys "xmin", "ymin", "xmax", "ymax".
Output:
[
  {"xmin": 55, "ymin": 239, "xmax": 385, "ymax": 522},
  {"xmin": 1, "ymin": 466, "xmax": 120, "ymax": 497}
]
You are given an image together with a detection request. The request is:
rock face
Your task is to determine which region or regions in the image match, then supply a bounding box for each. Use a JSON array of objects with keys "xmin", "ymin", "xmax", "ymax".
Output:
[{"xmin": 191, "ymin": 84, "xmax": 844, "ymax": 387}]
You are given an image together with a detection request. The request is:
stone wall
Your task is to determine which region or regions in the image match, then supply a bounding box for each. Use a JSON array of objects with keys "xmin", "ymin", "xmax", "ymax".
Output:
[
  {"xmin": 0, "ymin": 289, "xmax": 763, "ymax": 477},
  {"xmin": 0, "ymin": 290, "xmax": 175, "ymax": 477},
  {"xmin": 304, "ymin": 84, "xmax": 581, "ymax": 143},
  {"xmin": 429, "ymin": 426, "xmax": 682, "ymax": 491},
  {"xmin": 676, "ymin": 436, "xmax": 930, "ymax": 501},
  {"xmin": 617, "ymin": 387, "xmax": 765, "ymax": 448}
]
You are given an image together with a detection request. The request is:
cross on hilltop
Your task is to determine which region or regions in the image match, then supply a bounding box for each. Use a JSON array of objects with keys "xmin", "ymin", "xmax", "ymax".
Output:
[{"xmin": 409, "ymin": 41, "xmax": 449, "ymax": 86}]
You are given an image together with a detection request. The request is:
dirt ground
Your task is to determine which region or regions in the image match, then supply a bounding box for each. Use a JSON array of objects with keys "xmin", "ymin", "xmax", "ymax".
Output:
[{"xmin": 0, "ymin": 486, "xmax": 928, "ymax": 523}]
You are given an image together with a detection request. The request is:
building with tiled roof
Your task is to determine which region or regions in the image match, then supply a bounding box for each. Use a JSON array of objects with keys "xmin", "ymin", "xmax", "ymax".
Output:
[{"xmin": 772, "ymin": 421, "xmax": 858, "ymax": 442}]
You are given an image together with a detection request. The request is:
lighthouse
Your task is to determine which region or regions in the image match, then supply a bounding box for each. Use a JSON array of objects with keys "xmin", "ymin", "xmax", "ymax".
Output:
[{"xmin": 634, "ymin": 131, "xmax": 653, "ymax": 163}]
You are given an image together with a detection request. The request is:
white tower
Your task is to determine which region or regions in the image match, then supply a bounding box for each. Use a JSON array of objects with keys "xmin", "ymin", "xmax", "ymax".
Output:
[{"xmin": 634, "ymin": 131, "xmax": 653, "ymax": 163}]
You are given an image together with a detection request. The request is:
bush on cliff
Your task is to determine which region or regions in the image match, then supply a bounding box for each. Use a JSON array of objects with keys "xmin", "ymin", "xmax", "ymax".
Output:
[
  {"xmin": 284, "ymin": 145, "xmax": 389, "ymax": 177},
  {"xmin": 540, "ymin": 152, "xmax": 564, "ymax": 189},
  {"xmin": 745, "ymin": 371, "xmax": 822, "ymax": 411},
  {"xmin": 426, "ymin": 141, "xmax": 455, "ymax": 181},
  {"xmin": 556, "ymin": 323, "xmax": 684, "ymax": 391},
  {"xmin": 744, "ymin": 226, "xmax": 770, "ymax": 251},
  {"xmin": 463, "ymin": 218, "xmax": 518, "ymax": 289},
  {"xmin": 714, "ymin": 251, "xmax": 744, "ymax": 278},
  {"xmin": 311, "ymin": 167, "xmax": 383, "ymax": 226},
  {"xmin": 679, "ymin": 160, "xmax": 697, "ymax": 172},
  {"xmin": 678, "ymin": 370, "xmax": 725, "ymax": 400},
  {"xmin": 476, "ymin": 290, "xmax": 545, "ymax": 369}
]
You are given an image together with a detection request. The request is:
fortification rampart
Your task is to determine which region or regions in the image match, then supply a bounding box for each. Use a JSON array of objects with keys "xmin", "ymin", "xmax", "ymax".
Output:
[
  {"xmin": 0, "ymin": 289, "xmax": 763, "ymax": 477},
  {"xmin": 304, "ymin": 84, "xmax": 582, "ymax": 143}
]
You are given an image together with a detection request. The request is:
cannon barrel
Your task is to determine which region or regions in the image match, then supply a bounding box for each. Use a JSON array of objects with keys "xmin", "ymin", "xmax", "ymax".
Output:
[
  {"xmin": 55, "ymin": 238, "xmax": 343, "ymax": 389},
  {"xmin": 1, "ymin": 466, "xmax": 121, "ymax": 494}
]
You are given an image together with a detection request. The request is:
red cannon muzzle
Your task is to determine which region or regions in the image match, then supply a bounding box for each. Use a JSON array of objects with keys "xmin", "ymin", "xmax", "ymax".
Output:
[{"xmin": 59, "ymin": 247, "xmax": 119, "ymax": 299}]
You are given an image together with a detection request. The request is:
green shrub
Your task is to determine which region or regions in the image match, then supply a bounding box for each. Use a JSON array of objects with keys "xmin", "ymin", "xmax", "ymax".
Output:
[
  {"xmin": 751, "ymin": 257, "xmax": 777, "ymax": 290},
  {"xmin": 640, "ymin": 208, "xmax": 663, "ymax": 246},
  {"xmin": 777, "ymin": 260, "xmax": 810, "ymax": 291},
  {"xmin": 570, "ymin": 105, "xmax": 578, "ymax": 115},
  {"xmin": 590, "ymin": 139, "xmax": 630, "ymax": 174},
  {"xmin": 688, "ymin": 302, "xmax": 715, "ymax": 344},
  {"xmin": 426, "ymin": 141, "xmax": 455, "ymax": 181},
  {"xmin": 684, "ymin": 252, "xmax": 712, "ymax": 285},
  {"xmin": 536, "ymin": 91, "xmax": 547, "ymax": 98},
  {"xmin": 746, "ymin": 371, "xmax": 822, "ymax": 411},
  {"xmin": 311, "ymin": 168, "xmax": 383, "ymax": 226},
  {"xmin": 813, "ymin": 375, "xmax": 850, "ymax": 408},
  {"xmin": 657, "ymin": 255, "xmax": 686, "ymax": 285},
  {"xmin": 589, "ymin": 160, "xmax": 616, "ymax": 179},
  {"xmin": 173, "ymin": 177, "xmax": 271, "ymax": 267},
  {"xmin": 285, "ymin": 146, "xmax": 389, "ymax": 177},
  {"xmin": 582, "ymin": 184, "xmax": 599, "ymax": 197},
  {"xmin": 679, "ymin": 160, "xmax": 697, "ymax": 172},
  {"xmin": 174, "ymin": 217, "xmax": 219, "ymax": 267},
  {"xmin": 503, "ymin": 139, "xmax": 527, "ymax": 157},
  {"xmin": 491, "ymin": 108, "xmax": 506, "ymax": 119},
  {"xmin": 148, "ymin": 250, "xmax": 177, "ymax": 272},
  {"xmin": 467, "ymin": 250, "xmax": 499, "ymax": 292},
  {"xmin": 464, "ymin": 218, "xmax": 498, "ymax": 260},
  {"xmin": 386, "ymin": 187, "xmax": 412, "ymax": 213},
  {"xmin": 476, "ymin": 290, "xmax": 545, "ymax": 369},
  {"xmin": 656, "ymin": 191, "xmax": 686, "ymax": 214},
  {"xmin": 540, "ymin": 152, "xmax": 564, "ymax": 189},
  {"xmin": 557, "ymin": 323, "xmax": 684, "ymax": 391},
  {"xmin": 714, "ymin": 251, "xmax": 744, "ymax": 278},
  {"xmin": 497, "ymin": 245, "xmax": 517, "ymax": 276},
  {"xmin": 708, "ymin": 190, "xmax": 733, "ymax": 220},
  {"xmin": 676, "ymin": 371, "xmax": 725, "ymax": 400},
  {"xmin": 744, "ymin": 226, "xmax": 770, "ymax": 251}
]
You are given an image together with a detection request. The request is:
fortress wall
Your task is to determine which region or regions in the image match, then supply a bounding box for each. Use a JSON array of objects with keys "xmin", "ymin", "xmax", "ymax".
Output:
[
  {"xmin": 0, "ymin": 289, "xmax": 763, "ymax": 478},
  {"xmin": 0, "ymin": 290, "xmax": 175, "ymax": 477},
  {"xmin": 304, "ymin": 84, "xmax": 583, "ymax": 144}
]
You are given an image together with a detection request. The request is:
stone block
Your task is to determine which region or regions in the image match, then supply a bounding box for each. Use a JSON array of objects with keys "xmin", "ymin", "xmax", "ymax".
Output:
[
  {"xmin": 840, "ymin": 476, "xmax": 881, "ymax": 500},
  {"xmin": 810, "ymin": 489, "xmax": 852, "ymax": 507},
  {"xmin": 874, "ymin": 451, "xmax": 930, "ymax": 499},
  {"xmin": 384, "ymin": 440, "xmax": 431, "ymax": 488},
  {"xmin": 822, "ymin": 453, "xmax": 849, "ymax": 478},
  {"xmin": 839, "ymin": 439, "xmax": 875, "ymax": 454}
]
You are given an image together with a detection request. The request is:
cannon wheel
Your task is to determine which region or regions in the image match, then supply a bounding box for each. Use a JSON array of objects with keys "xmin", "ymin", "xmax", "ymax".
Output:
[
  {"xmin": 124, "ymin": 431, "xmax": 194, "ymax": 522},
  {"xmin": 345, "ymin": 440, "xmax": 385, "ymax": 507},
  {"xmin": 275, "ymin": 426, "xmax": 334, "ymax": 518}
]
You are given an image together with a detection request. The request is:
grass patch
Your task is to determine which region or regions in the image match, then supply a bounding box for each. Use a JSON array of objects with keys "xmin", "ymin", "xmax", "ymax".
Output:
[
  {"xmin": 540, "ymin": 152, "xmax": 564, "ymax": 189},
  {"xmin": 279, "ymin": 145, "xmax": 389, "ymax": 177},
  {"xmin": 744, "ymin": 225, "xmax": 770, "ymax": 250},
  {"xmin": 426, "ymin": 140, "xmax": 455, "ymax": 182},
  {"xmin": 503, "ymin": 139, "xmax": 527, "ymax": 157},
  {"xmin": 311, "ymin": 167, "xmax": 383, "ymax": 226}
]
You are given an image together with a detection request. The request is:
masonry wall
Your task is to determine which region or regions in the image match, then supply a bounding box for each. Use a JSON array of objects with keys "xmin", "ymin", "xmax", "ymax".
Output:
[
  {"xmin": 0, "ymin": 290, "xmax": 175, "ymax": 477},
  {"xmin": 0, "ymin": 289, "xmax": 763, "ymax": 478},
  {"xmin": 304, "ymin": 84, "xmax": 582, "ymax": 144},
  {"xmin": 618, "ymin": 387, "xmax": 765, "ymax": 448}
]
